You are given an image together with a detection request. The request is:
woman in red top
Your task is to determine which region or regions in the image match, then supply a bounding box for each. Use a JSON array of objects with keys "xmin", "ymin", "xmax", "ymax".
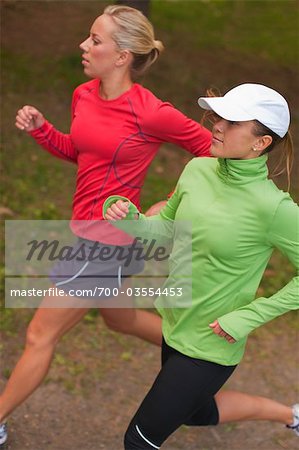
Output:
[{"xmin": 0, "ymin": 5, "xmax": 211, "ymax": 443}]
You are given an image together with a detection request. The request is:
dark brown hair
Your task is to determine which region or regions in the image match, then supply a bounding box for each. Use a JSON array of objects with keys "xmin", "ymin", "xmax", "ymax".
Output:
[{"xmin": 252, "ymin": 121, "xmax": 294, "ymax": 191}]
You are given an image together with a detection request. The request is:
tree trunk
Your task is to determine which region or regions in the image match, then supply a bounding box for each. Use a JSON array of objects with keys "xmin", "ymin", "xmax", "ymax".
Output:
[{"xmin": 115, "ymin": 0, "xmax": 150, "ymax": 17}]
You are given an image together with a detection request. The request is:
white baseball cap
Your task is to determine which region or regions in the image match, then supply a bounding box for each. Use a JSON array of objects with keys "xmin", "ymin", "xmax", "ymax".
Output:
[{"xmin": 198, "ymin": 83, "xmax": 290, "ymax": 138}]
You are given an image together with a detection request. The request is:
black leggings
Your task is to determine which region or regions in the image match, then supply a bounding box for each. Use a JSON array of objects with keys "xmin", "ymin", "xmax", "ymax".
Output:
[{"xmin": 124, "ymin": 339, "xmax": 236, "ymax": 449}]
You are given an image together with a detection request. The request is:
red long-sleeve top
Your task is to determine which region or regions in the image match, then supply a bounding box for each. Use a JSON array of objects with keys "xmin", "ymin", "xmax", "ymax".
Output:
[{"xmin": 30, "ymin": 79, "xmax": 211, "ymax": 243}]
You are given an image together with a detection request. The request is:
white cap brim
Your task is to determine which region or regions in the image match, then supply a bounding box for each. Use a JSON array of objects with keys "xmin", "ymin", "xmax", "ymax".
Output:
[{"xmin": 198, "ymin": 97, "xmax": 255, "ymax": 122}]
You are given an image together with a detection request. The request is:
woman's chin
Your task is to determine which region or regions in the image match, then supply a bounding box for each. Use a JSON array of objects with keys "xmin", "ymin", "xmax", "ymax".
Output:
[
  {"xmin": 83, "ymin": 67, "xmax": 94, "ymax": 78},
  {"xmin": 211, "ymin": 148, "xmax": 222, "ymax": 158}
]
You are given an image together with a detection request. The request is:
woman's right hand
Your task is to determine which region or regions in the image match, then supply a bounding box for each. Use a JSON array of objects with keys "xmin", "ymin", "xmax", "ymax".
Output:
[
  {"xmin": 105, "ymin": 200, "xmax": 130, "ymax": 221},
  {"xmin": 15, "ymin": 106, "xmax": 45, "ymax": 132}
]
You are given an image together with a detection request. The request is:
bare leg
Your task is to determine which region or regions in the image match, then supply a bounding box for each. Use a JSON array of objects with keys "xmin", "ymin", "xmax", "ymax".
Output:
[
  {"xmin": 98, "ymin": 278, "xmax": 162, "ymax": 346},
  {"xmin": 0, "ymin": 282, "xmax": 162, "ymax": 422},
  {"xmin": 0, "ymin": 293, "xmax": 89, "ymax": 422},
  {"xmin": 101, "ymin": 307, "xmax": 162, "ymax": 346},
  {"xmin": 215, "ymin": 390, "xmax": 293, "ymax": 425}
]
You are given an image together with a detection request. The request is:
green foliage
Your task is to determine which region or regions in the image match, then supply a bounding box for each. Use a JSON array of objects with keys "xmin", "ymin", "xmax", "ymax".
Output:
[
  {"xmin": 152, "ymin": 0, "xmax": 298, "ymax": 66},
  {"xmin": 0, "ymin": 308, "xmax": 15, "ymax": 332}
]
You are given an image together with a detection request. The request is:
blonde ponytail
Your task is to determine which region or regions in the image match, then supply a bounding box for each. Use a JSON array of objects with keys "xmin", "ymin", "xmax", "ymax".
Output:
[
  {"xmin": 153, "ymin": 39, "xmax": 164, "ymax": 53},
  {"xmin": 104, "ymin": 5, "xmax": 164, "ymax": 78}
]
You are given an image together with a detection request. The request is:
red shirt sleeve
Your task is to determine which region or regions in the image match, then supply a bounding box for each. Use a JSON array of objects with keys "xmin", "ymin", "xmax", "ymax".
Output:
[
  {"xmin": 144, "ymin": 102, "xmax": 212, "ymax": 157},
  {"xmin": 29, "ymin": 121, "xmax": 77, "ymax": 163},
  {"xmin": 29, "ymin": 87, "xmax": 80, "ymax": 163}
]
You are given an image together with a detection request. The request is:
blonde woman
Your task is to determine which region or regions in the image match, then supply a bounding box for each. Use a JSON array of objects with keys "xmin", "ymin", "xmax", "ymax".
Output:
[{"xmin": 0, "ymin": 6, "xmax": 212, "ymax": 445}]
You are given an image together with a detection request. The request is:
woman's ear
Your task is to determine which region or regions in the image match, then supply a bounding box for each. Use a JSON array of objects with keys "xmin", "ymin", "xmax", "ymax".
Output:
[
  {"xmin": 115, "ymin": 49, "xmax": 132, "ymax": 67},
  {"xmin": 254, "ymin": 135, "xmax": 273, "ymax": 153}
]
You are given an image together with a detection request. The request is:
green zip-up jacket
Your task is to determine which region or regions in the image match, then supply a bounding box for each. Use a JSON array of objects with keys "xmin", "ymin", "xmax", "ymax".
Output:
[{"xmin": 110, "ymin": 156, "xmax": 299, "ymax": 366}]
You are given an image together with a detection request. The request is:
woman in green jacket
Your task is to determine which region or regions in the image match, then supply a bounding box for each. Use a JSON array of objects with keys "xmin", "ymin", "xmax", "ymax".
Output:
[{"xmin": 105, "ymin": 83, "xmax": 299, "ymax": 448}]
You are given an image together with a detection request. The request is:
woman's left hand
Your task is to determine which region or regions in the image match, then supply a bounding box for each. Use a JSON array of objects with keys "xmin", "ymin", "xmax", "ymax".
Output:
[{"xmin": 209, "ymin": 320, "xmax": 236, "ymax": 344}]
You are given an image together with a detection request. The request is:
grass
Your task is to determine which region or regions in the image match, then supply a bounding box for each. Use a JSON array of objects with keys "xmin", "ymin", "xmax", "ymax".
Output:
[{"xmin": 1, "ymin": 0, "xmax": 298, "ymax": 336}]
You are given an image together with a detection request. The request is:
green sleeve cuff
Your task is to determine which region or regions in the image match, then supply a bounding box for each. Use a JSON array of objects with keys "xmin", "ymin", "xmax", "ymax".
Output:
[{"xmin": 102, "ymin": 195, "xmax": 140, "ymax": 220}]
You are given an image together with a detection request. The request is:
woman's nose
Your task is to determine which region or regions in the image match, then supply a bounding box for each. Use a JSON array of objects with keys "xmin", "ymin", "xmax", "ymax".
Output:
[{"xmin": 79, "ymin": 38, "xmax": 89, "ymax": 52}]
